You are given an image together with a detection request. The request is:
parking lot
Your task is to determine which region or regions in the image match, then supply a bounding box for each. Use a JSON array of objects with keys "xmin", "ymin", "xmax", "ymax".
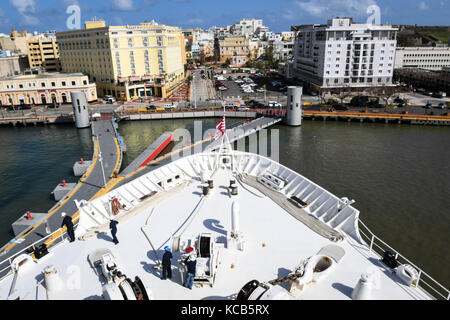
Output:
[{"xmin": 216, "ymin": 74, "xmax": 287, "ymax": 103}]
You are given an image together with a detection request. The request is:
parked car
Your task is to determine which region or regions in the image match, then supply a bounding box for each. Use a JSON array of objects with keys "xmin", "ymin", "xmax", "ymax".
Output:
[
  {"xmin": 424, "ymin": 103, "xmax": 432, "ymax": 109},
  {"xmin": 437, "ymin": 103, "xmax": 445, "ymax": 109},
  {"xmin": 245, "ymin": 100, "xmax": 259, "ymax": 106},
  {"xmin": 268, "ymin": 101, "xmax": 282, "ymax": 108},
  {"xmin": 332, "ymin": 104, "xmax": 349, "ymax": 111},
  {"xmin": 146, "ymin": 105, "xmax": 157, "ymax": 110},
  {"xmin": 47, "ymin": 103, "xmax": 59, "ymax": 109},
  {"xmin": 224, "ymin": 102, "xmax": 238, "ymax": 109}
]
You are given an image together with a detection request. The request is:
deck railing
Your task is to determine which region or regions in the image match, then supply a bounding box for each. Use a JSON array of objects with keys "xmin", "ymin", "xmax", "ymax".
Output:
[
  {"xmin": 0, "ymin": 224, "xmax": 78, "ymax": 284},
  {"xmin": 358, "ymin": 219, "xmax": 450, "ymax": 300}
]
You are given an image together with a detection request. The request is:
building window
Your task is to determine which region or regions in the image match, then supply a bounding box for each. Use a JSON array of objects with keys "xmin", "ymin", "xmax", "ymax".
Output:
[{"xmin": 41, "ymin": 82, "xmax": 46, "ymax": 87}]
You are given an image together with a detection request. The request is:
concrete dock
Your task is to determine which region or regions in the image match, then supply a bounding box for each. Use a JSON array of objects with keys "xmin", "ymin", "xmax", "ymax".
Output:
[{"xmin": 0, "ymin": 119, "xmax": 123, "ymax": 276}]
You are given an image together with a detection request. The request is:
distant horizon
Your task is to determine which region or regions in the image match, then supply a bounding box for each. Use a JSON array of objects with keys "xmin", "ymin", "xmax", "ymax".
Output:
[{"xmin": 0, "ymin": 0, "xmax": 449, "ymax": 34}]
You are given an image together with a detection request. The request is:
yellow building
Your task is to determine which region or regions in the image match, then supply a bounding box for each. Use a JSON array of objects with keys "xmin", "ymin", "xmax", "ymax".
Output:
[
  {"xmin": 0, "ymin": 72, "xmax": 97, "ymax": 106},
  {"xmin": 26, "ymin": 37, "xmax": 61, "ymax": 72},
  {"xmin": 56, "ymin": 20, "xmax": 186, "ymax": 101},
  {"xmin": 219, "ymin": 35, "xmax": 261, "ymax": 67},
  {"xmin": 0, "ymin": 29, "xmax": 33, "ymax": 54},
  {"xmin": 201, "ymin": 45, "xmax": 214, "ymax": 60}
]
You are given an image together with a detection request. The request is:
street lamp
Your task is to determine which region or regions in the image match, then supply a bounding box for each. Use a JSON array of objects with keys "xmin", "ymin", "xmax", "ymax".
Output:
[{"xmin": 95, "ymin": 135, "xmax": 107, "ymax": 188}]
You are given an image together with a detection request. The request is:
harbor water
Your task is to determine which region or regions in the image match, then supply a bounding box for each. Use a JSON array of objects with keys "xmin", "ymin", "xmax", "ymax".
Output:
[{"xmin": 0, "ymin": 118, "xmax": 448, "ymax": 289}]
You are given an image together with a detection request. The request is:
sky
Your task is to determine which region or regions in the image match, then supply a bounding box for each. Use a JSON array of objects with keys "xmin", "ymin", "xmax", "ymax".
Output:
[{"xmin": 0, "ymin": 0, "xmax": 448, "ymax": 34}]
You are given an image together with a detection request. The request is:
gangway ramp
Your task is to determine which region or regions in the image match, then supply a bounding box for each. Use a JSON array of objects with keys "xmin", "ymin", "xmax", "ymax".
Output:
[{"xmin": 120, "ymin": 132, "xmax": 174, "ymax": 177}]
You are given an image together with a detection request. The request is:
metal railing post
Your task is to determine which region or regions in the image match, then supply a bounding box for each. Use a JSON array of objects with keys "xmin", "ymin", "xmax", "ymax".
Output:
[
  {"xmin": 416, "ymin": 270, "xmax": 422, "ymax": 288},
  {"xmin": 369, "ymin": 235, "xmax": 374, "ymax": 252}
]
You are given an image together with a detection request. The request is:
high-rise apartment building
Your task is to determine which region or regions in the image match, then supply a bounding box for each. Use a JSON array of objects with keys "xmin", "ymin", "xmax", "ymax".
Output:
[
  {"xmin": 26, "ymin": 37, "xmax": 61, "ymax": 72},
  {"xmin": 293, "ymin": 18, "xmax": 398, "ymax": 89},
  {"xmin": 57, "ymin": 20, "xmax": 186, "ymax": 101}
]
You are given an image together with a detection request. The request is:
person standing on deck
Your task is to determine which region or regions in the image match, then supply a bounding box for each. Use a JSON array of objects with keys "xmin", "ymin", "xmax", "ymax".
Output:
[
  {"xmin": 161, "ymin": 246, "xmax": 173, "ymax": 280},
  {"xmin": 61, "ymin": 212, "xmax": 75, "ymax": 242},
  {"xmin": 183, "ymin": 247, "xmax": 197, "ymax": 290},
  {"xmin": 109, "ymin": 219, "xmax": 119, "ymax": 245}
]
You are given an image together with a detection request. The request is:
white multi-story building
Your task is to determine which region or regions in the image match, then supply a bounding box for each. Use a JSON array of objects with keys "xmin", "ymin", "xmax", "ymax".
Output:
[
  {"xmin": 394, "ymin": 47, "xmax": 450, "ymax": 71},
  {"xmin": 231, "ymin": 19, "xmax": 265, "ymax": 36},
  {"xmin": 293, "ymin": 18, "xmax": 398, "ymax": 89},
  {"xmin": 272, "ymin": 40, "xmax": 295, "ymax": 61}
]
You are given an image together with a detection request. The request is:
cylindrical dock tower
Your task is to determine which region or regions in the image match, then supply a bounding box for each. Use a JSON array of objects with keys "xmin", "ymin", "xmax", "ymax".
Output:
[
  {"xmin": 286, "ymin": 86, "xmax": 303, "ymax": 126},
  {"xmin": 71, "ymin": 91, "xmax": 90, "ymax": 129}
]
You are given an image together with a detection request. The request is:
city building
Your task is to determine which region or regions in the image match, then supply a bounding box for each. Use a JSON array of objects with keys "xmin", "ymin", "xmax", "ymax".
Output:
[
  {"xmin": 208, "ymin": 26, "xmax": 231, "ymax": 38},
  {"xmin": 0, "ymin": 30, "xmax": 33, "ymax": 54},
  {"xmin": 278, "ymin": 61, "xmax": 294, "ymax": 79},
  {"xmin": 293, "ymin": 17, "xmax": 398, "ymax": 89},
  {"xmin": 219, "ymin": 35, "xmax": 263, "ymax": 67},
  {"xmin": 272, "ymin": 39, "xmax": 295, "ymax": 61},
  {"xmin": 0, "ymin": 54, "xmax": 29, "ymax": 77},
  {"xmin": 230, "ymin": 19, "xmax": 265, "ymax": 37},
  {"xmin": 182, "ymin": 28, "xmax": 214, "ymax": 62},
  {"xmin": 57, "ymin": 20, "xmax": 186, "ymax": 101},
  {"xmin": 394, "ymin": 67, "xmax": 450, "ymax": 95},
  {"xmin": 0, "ymin": 72, "xmax": 97, "ymax": 107},
  {"xmin": 26, "ymin": 37, "xmax": 61, "ymax": 72},
  {"xmin": 394, "ymin": 47, "xmax": 450, "ymax": 71}
]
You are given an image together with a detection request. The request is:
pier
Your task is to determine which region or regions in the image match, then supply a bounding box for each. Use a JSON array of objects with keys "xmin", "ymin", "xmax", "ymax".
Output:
[
  {"xmin": 0, "ymin": 119, "xmax": 123, "ymax": 277},
  {"xmin": 301, "ymin": 110, "xmax": 450, "ymax": 126},
  {"xmin": 120, "ymin": 109, "xmax": 259, "ymax": 120},
  {"xmin": 1, "ymin": 106, "xmax": 449, "ymax": 127}
]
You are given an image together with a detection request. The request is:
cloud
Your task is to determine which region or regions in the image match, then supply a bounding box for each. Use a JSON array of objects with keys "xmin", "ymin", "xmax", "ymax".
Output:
[
  {"xmin": 9, "ymin": 0, "xmax": 36, "ymax": 14},
  {"xmin": 294, "ymin": 0, "xmax": 377, "ymax": 19},
  {"xmin": 186, "ymin": 18, "xmax": 204, "ymax": 25},
  {"xmin": 418, "ymin": 1, "xmax": 428, "ymax": 10},
  {"xmin": 9, "ymin": 0, "xmax": 41, "ymax": 26},
  {"xmin": 112, "ymin": 0, "xmax": 136, "ymax": 11},
  {"xmin": 0, "ymin": 9, "xmax": 9, "ymax": 25}
]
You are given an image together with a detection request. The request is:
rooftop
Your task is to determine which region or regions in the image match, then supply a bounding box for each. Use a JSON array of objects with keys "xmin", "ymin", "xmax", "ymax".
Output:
[{"xmin": 0, "ymin": 72, "xmax": 87, "ymax": 81}]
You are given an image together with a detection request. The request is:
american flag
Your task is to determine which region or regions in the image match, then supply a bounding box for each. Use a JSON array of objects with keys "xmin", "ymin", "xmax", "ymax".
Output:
[{"xmin": 214, "ymin": 116, "xmax": 226, "ymax": 140}]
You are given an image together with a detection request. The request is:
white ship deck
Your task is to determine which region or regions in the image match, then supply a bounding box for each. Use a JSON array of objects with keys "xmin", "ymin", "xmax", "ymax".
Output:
[{"xmin": 0, "ymin": 152, "xmax": 433, "ymax": 300}]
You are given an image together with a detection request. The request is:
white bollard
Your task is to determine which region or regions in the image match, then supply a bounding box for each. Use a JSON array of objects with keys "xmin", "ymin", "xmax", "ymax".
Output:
[{"xmin": 44, "ymin": 265, "xmax": 64, "ymax": 293}]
